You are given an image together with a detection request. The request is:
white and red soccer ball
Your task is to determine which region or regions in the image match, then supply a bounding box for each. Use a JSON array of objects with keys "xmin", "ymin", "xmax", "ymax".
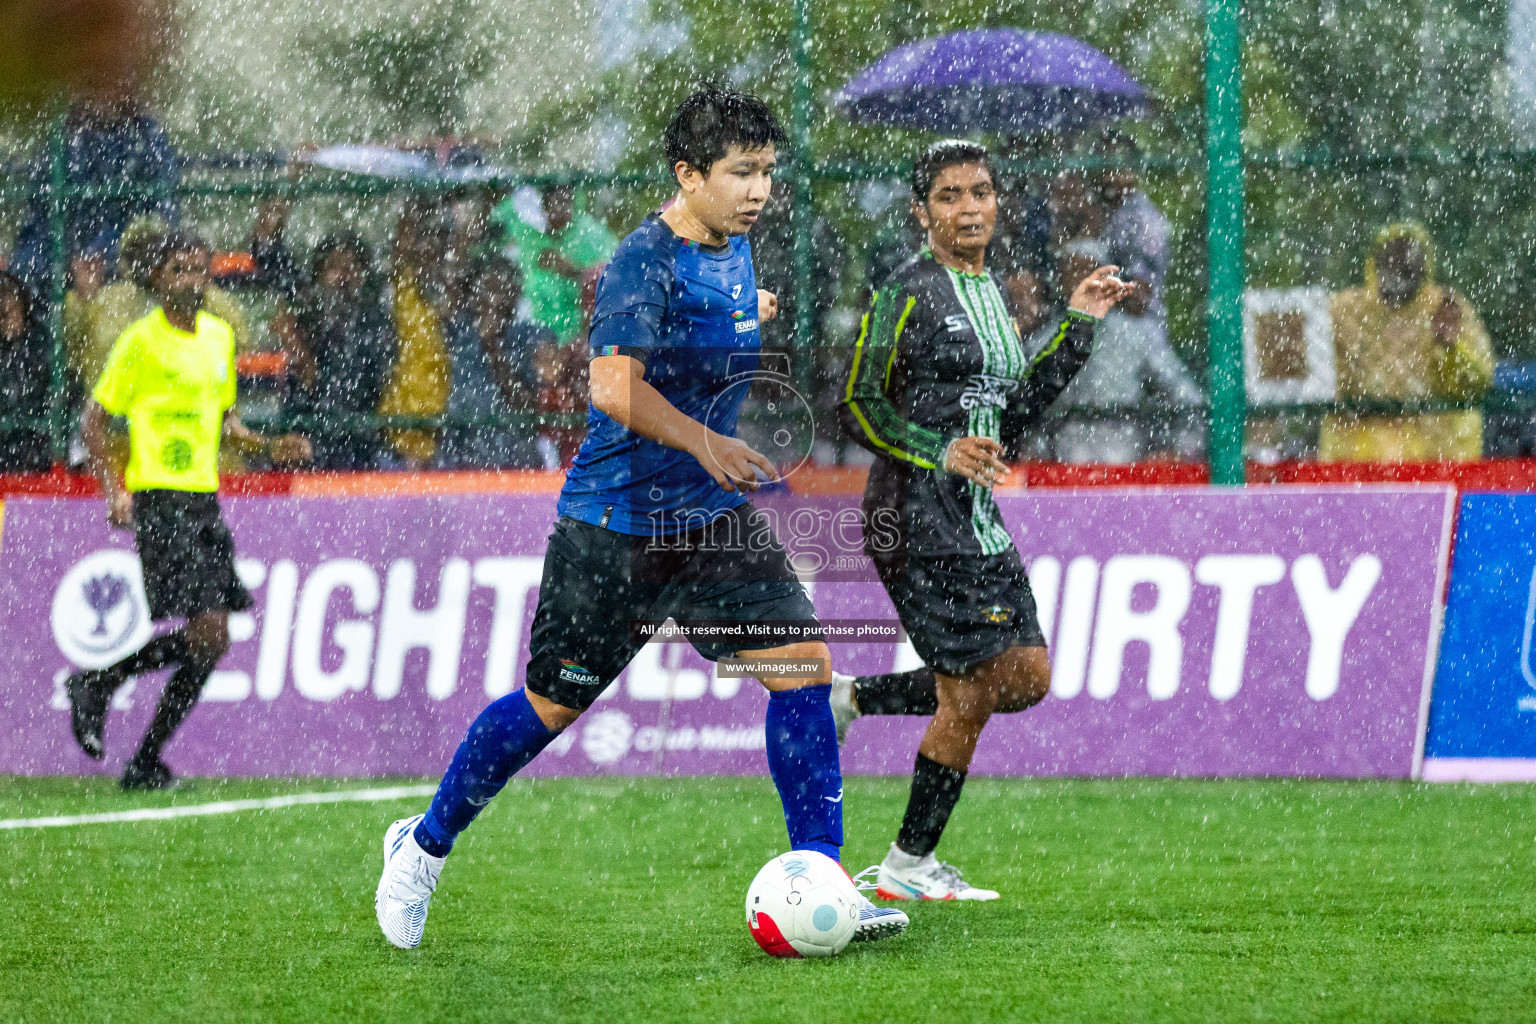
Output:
[{"xmin": 745, "ymin": 850, "xmax": 859, "ymax": 958}]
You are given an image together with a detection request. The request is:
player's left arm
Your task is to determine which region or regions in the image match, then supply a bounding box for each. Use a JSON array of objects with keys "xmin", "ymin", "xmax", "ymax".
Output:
[
  {"xmin": 589, "ymin": 354, "xmax": 775, "ymax": 493},
  {"xmin": 215, "ymin": 333, "xmax": 311, "ymax": 464},
  {"xmin": 223, "ymin": 412, "xmax": 313, "ymax": 465},
  {"xmin": 1001, "ymin": 267, "xmax": 1135, "ymax": 454}
]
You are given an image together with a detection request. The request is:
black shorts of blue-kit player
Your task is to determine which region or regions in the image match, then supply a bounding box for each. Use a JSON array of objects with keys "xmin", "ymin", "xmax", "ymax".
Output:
[
  {"xmin": 870, "ymin": 543, "xmax": 1047, "ymax": 679},
  {"xmin": 132, "ymin": 490, "xmax": 253, "ymax": 621},
  {"xmin": 523, "ymin": 502, "xmax": 823, "ymax": 711}
]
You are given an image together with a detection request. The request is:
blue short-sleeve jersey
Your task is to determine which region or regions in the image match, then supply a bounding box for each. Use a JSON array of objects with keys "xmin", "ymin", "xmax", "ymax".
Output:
[{"xmin": 558, "ymin": 214, "xmax": 762, "ymax": 535}]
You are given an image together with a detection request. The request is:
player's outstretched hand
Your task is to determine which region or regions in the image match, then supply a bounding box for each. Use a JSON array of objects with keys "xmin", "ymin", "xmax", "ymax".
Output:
[
  {"xmin": 695, "ymin": 431, "xmax": 778, "ymax": 493},
  {"xmin": 270, "ymin": 433, "xmax": 313, "ymax": 465},
  {"xmin": 945, "ymin": 436, "xmax": 1009, "ymax": 488},
  {"xmin": 106, "ymin": 489, "xmax": 134, "ymax": 530},
  {"xmin": 757, "ymin": 289, "xmax": 778, "ymax": 322},
  {"xmin": 1068, "ymin": 266, "xmax": 1138, "ymax": 319}
]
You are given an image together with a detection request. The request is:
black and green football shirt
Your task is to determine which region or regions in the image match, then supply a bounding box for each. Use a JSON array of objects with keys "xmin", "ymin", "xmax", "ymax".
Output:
[{"xmin": 838, "ymin": 249, "xmax": 1097, "ymax": 557}]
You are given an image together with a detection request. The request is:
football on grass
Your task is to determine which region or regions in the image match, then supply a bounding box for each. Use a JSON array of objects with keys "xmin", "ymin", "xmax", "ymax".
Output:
[{"xmin": 745, "ymin": 850, "xmax": 859, "ymax": 958}]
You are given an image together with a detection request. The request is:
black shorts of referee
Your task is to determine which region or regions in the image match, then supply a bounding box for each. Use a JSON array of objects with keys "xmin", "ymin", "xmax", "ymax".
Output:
[{"xmin": 133, "ymin": 490, "xmax": 253, "ymax": 621}]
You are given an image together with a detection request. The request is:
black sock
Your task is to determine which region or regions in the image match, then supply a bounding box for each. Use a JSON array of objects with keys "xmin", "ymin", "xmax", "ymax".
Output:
[
  {"xmin": 107, "ymin": 630, "xmax": 189, "ymax": 680},
  {"xmin": 131, "ymin": 660, "xmax": 211, "ymax": 766},
  {"xmin": 853, "ymin": 666, "xmax": 938, "ymax": 716},
  {"xmin": 895, "ymin": 753, "xmax": 967, "ymax": 857}
]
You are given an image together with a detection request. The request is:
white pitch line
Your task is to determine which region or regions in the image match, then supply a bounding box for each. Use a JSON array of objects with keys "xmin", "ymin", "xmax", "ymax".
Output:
[{"xmin": 0, "ymin": 784, "xmax": 436, "ymax": 830}]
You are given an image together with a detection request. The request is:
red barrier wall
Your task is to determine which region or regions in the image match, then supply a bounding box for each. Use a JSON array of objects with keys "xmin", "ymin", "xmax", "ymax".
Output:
[{"xmin": 9, "ymin": 458, "xmax": 1536, "ymax": 499}]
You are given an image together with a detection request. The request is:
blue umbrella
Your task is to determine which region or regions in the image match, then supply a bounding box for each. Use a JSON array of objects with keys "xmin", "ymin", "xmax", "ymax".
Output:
[{"xmin": 834, "ymin": 29, "xmax": 1150, "ymax": 134}]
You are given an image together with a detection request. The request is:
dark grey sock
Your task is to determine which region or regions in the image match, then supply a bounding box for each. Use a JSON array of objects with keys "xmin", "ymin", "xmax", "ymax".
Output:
[
  {"xmin": 853, "ymin": 666, "xmax": 938, "ymax": 716},
  {"xmin": 108, "ymin": 630, "xmax": 189, "ymax": 680},
  {"xmin": 895, "ymin": 753, "xmax": 967, "ymax": 857},
  {"xmin": 131, "ymin": 660, "xmax": 211, "ymax": 766}
]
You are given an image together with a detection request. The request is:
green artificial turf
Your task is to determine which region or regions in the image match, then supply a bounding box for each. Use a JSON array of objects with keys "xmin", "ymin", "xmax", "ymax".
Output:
[{"xmin": 4, "ymin": 775, "xmax": 1535, "ymax": 1023}]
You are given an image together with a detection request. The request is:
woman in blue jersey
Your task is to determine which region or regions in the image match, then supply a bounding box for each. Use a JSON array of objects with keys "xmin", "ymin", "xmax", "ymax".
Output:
[{"xmin": 375, "ymin": 87, "xmax": 908, "ymax": 952}]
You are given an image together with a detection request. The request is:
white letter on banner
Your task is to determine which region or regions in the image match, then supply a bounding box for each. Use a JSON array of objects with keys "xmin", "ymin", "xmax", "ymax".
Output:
[
  {"xmin": 203, "ymin": 558, "xmax": 266, "ymax": 702},
  {"xmin": 373, "ymin": 559, "xmax": 472, "ymax": 701},
  {"xmin": 473, "ymin": 557, "xmax": 543, "ymax": 698},
  {"xmin": 1195, "ymin": 555, "xmax": 1286, "ymax": 701},
  {"xmin": 1050, "ymin": 556, "xmax": 1099, "ymax": 699},
  {"xmin": 292, "ymin": 559, "xmax": 379, "ymax": 702},
  {"xmin": 1028, "ymin": 556, "xmax": 1062, "ymax": 649},
  {"xmin": 1291, "ymin": 554, "xmax": 1381, "ymax": 701},
  {"xmin": 1089, "ymin": 555, "xmax": 1193, "ymax": 701},
  {"xmin": 255, "ymin": 560, "xmax": 298, "ymax": 700}
]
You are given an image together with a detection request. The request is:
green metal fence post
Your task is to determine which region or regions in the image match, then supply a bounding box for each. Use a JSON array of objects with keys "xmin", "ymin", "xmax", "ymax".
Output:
[
  {"xmin": 790, "ymin": 0, "xmax": 816, "ymax": 396},
  {"xmin": 46, "ymin": 100, "xmax": 70, "ymax": 467},
  {"xmin": 1205, "ymin": 0, "xmax": 1247, "ymax": 485}
]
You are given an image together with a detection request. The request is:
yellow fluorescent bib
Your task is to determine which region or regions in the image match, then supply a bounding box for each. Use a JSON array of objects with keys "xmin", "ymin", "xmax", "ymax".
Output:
[{"xmin": 92, "ymin": 308, "xmax": 236, "ymax": 493}]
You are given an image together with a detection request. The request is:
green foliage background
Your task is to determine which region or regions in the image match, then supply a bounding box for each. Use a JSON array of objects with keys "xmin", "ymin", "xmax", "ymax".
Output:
[
  {"xmin": 7, "ymin": 0, "xmax": 1533, "ymax": 364},
  {"xmin": 512, "ymin": 0, "xmax": 1531, "ymax": 366}
]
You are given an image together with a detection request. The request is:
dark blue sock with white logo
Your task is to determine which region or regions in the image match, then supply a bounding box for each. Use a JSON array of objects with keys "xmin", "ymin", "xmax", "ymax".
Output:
[
  {"xmin": 414, "ymin": 689, "xmax": 558, "ymax": 857},
  {"xmin": 764, "ymin": 684, "xmax": 843, "ymax": 862}
]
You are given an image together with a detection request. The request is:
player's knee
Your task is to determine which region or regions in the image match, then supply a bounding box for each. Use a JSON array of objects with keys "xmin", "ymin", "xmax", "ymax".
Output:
[
  {"xmin": 523, "ymin": 688, "xmax": 583, "ymax": 732},
  {"xmin": 995, "ymin": 647, "xmax": 1051, "ymax": 713},
  {"xmin": 936, "ymin": 675, "xmax": 1000, "ymax": 725},
  {"xmin": 185, "ymin": 613, "xmax": 230, "ymax": 667},
  {"xmin": 747, "ymin": 640, "xmax": 831, "ymax": 691}
]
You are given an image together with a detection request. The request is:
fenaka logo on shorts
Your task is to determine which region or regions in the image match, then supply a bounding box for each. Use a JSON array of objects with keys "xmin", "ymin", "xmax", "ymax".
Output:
[
  {"xmin": 982, "ymin": 604, "xmax": 1014, "ymax": 624},
  {"xmin": 51, "ymin": 549, "xmax": 154, "ymax": 669},
  {"xmin": 731, "ymin": 310, "xmax": 759, "ymax": 334},
  {"xmin": 558, "ymin": 658, "xmax": 600, "ymax": 686}
]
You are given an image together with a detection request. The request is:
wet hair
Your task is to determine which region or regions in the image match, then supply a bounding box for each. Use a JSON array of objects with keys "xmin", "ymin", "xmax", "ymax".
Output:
[
  {"xmin": 663, "ymin": 86, "xmax": 786, "ymax": 177},
  {"xmin": 911, "ymin": 139, "xmax": 992, "ymax": 203},
  {"xmin": 311, "ymin": 231, "xmax": 372, "ymax": 282},
  {"xmin": 146, "ymin": 229, "xmax": 209, "ymax": 278}
]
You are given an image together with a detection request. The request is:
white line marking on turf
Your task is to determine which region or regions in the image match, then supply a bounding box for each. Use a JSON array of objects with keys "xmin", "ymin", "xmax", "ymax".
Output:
[{"xmin": 0, "ymin": 784, "xmax": 436, "ymax": 830}]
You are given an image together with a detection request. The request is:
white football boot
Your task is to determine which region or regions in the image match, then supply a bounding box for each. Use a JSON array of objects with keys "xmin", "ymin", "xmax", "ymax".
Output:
[
  {"xmin": 852, "ymin": 894, "xmax": 910, "ymax": 941},
  {"xmin": 375, "ymin": 815, "xmax": 446, "ymax": 948},
  {"xmin": 829, "ymin": 670, "xmax": 861, "ymax": 746},
  {"xmin": 860, "ymin": 843, "xmax": 1000, "ymax": 901},
  {"xmin": 846, "ymin": 870, "xmax": 910, "ymax": 942}
]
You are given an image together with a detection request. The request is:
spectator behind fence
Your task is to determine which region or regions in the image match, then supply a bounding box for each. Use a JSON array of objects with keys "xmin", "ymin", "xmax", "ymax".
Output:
[
  {"xmin": 493, "ymin": 184, "xmax": 617, "ymax": 344},
  {"xmin": 1096, "ymin": 131, "xmax": 1168, "ymax": 327},
  {"xmin": 439, "ymin": 255, "xmax": 549, "ymax": 470},
  {"xmin": 1321, "ymin": 222, "xmax": 1494, "ymax": 463},
  {"xmin": 11, "ymin": 95, "xmax": 180, "ymax": 304},
  {"xmin": 64, "ymin": 215, "xmax": 251, "ymax": 402},
  {"xmin": 378, "ymin": 200, "xmax": 452, "ymax": 467},
  {"xmin": 993, "ymin": 134, "xmax": 1057, "ymax": 337},
  {"xmin": 0, "ymin": 271, "xmax": 52, "ymax": 471},
  {"xmin": 250, "ymin": 196, "xmax": 303, "ymax": 303},
  {"xmin": 532, "ymin": 276, "xmax": 593, "ymax": 469},
  {"xmin": 282, "ymin": 233, "xmax": 397, "ymax": 470},
  {"xmin": 1046, "ymin": 238, "xmax": 1203, "ymax": 464}
]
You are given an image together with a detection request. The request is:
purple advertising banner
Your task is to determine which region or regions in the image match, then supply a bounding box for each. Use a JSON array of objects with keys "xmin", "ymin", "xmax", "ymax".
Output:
[{"xmin": 0, "ymin": 485, "xmax": 1453, "ymax": 779}]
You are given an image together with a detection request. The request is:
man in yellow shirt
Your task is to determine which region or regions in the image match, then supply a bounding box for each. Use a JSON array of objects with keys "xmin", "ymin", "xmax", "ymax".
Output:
[
  {"xmin": 1321, "ymin": 221, "xmax": 1495, "ymax": 462},
  {"xmin": 64, "ymin": 230, "xmax": 310, "ymax": 790}
]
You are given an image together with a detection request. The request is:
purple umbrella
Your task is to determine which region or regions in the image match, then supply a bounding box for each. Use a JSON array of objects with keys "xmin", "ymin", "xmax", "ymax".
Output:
[{"xmin": 834, "ymin": 29, "xmax": 1150, "ymax": 133}]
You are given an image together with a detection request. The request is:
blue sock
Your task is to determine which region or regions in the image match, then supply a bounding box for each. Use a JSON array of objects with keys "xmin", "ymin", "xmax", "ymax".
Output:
[
  {"xmin": 763, "ymin": 684, "xmax": 843, "ymax": 862},
  {"xmin": 414, "ymin": 690, "xmax": 558, "ymax": 857}
]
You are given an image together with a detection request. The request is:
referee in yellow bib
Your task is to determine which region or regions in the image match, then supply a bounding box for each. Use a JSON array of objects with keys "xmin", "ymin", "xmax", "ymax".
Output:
[{"xmin": 66, "ymin": 230, "xmax": 311, "ymax": 789}]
